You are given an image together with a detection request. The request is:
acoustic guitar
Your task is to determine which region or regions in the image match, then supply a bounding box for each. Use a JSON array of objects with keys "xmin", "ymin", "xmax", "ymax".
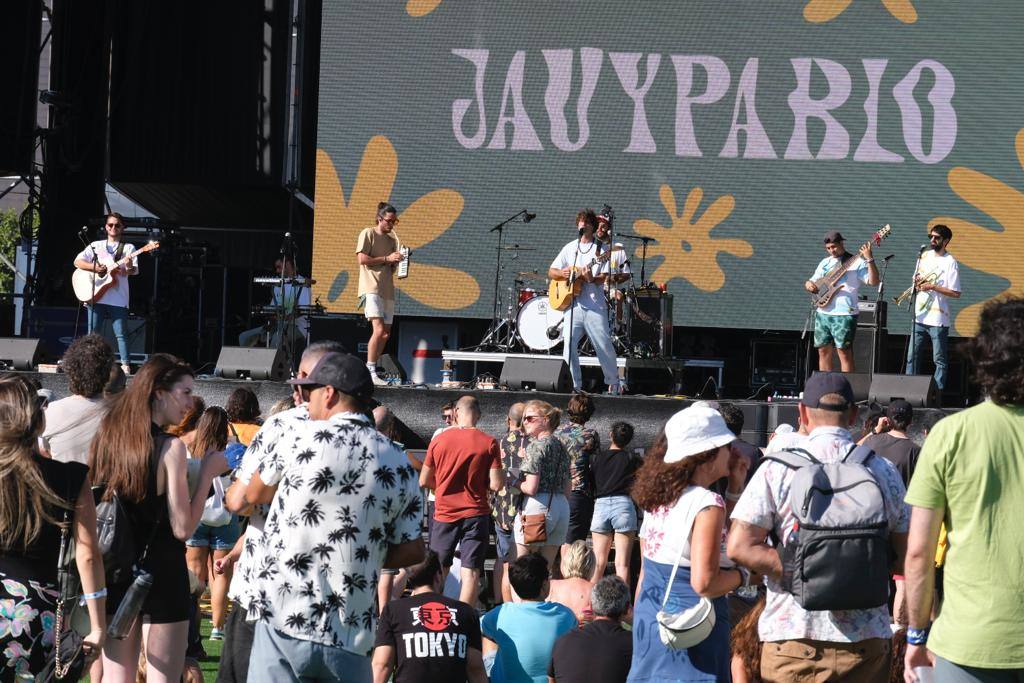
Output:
[
  {"xmin": 72, "ymin": 241, "xmax": 160, "ymax": 303},
  {"xmin": 548, "ymin": 246, "xmax": 623, "ymax": 311},
  {"xmin": 810, "ymin": 225, "xmax": 890, "ymax": 308}
]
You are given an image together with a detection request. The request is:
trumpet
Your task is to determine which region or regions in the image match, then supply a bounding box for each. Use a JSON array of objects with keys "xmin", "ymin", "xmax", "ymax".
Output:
[{"xmin": 892, "ymin": 273, "xmax": 938, "ymax": 306}]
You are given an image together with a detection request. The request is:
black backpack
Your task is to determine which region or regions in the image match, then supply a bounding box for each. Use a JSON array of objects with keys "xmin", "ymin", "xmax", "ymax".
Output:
[{"xmin": 766, "ymin": 445, "xmax": 892, "ymax": 611}]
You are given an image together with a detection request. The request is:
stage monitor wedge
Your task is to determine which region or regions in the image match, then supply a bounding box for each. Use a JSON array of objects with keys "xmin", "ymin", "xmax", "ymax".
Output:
[
  {"xmin": 215, "ymin": 346, "xmax": 289, "ymax": 381},
  {"xmin": 0, "ymin": 338, "xmax": 46, "ymax": 371},
  {"xmin": 869, "ymin": 373, "xmax": 938, "ymax": 408},
  {"xmin": 500, "ymin": 357, "xmax": 571, "ymax": 393}
]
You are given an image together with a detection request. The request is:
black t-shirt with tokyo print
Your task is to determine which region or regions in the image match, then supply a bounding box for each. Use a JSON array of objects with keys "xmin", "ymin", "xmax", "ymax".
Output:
[{"xmin": 374, "ymin": 591, "xmax": 482, "ymax": 683}]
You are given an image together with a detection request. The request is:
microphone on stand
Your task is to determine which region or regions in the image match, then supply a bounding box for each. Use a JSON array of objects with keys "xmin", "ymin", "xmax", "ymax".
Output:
[
  {"xmin": 919, "ymin": 244, "xmax": 930, "ymax": 253},
  {"xmin": 882, "ymin": 254, "xmax": 895, "ymax": 262},
  {"xmin": 523, "ymin": 211, "xmax": 536, "ymax": 223}
]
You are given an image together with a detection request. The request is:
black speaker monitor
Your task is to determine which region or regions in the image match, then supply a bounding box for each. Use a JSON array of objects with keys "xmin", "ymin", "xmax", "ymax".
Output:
[
  {"xmin": 215, "ymin": 346, "xmax": 288, "ymax": 381},
  {"xmin": 500, "ymin": 357, "xmax": 571, "ymax": 393},
  {"xmin": 869, "ymin": 373, "xmax": 938, "ymax": 408},
  {"xmin": 0, "ymin": 338, "xmax": 45, "ymax": 371}
]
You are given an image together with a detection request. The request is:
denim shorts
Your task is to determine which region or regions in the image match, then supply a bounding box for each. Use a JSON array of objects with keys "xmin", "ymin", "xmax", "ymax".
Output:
[
  {"xmin": 187, "ymin": 516, "xmax": 242, "ymax": 550},
  {"xmin": 590, "ymin": 495, "xmax": 638, "ymax": 534}
]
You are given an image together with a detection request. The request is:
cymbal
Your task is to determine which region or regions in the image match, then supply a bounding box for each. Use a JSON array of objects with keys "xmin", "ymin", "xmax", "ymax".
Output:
[
  {"xmin": 500, "ymin": 245, "xmax": 536, "ymax": 251},
  {"xmin": 515, "ymin": 271, "xmax": 547, "ymax": 282}
]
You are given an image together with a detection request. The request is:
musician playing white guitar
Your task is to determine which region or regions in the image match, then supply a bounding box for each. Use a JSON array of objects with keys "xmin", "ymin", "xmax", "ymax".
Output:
[
  {"xmin": 548, "ymin": 209, "xmax": 620, "ymax": 394},
  {"xmin": 803, "ymin": 230, "xmax": 879, "ymax": 373},
  {"xmin": 72, "ymin": 212, "xmax": 137, "ymax": 374}
]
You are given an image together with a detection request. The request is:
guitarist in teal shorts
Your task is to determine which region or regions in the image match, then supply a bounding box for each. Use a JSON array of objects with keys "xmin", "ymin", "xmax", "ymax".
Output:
[{"xmin": 804, "ymin": 230, "xmax": 879, "ymax": 373}]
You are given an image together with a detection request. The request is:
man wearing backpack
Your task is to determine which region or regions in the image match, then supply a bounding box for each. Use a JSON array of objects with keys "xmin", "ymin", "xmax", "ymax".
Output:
[{"xmin": 727, "ymin": 372, "xmax": 909, "ymax": 682}]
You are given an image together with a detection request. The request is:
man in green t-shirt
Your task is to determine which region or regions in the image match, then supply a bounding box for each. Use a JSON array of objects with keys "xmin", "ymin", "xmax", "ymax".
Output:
[{"xmin": 904, "ymin": 297, "xmax": 1024, "ymax": 680}]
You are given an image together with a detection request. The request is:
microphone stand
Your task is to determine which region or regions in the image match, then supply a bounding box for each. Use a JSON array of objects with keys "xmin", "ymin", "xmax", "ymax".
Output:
[
  {"xmin": 872, "ymin": 255, "xmax": 893, "ymax": 373},
  {"xmin": 475, "ymin": 209, "xmax": 530, "ymax": 351},
  {"xmin": 616, "ymin": 233, "xmax": 656, "ymax": 286},
  {"xmin": 903, "ymin": 249, "xmax": 926, "ymax": 375}
]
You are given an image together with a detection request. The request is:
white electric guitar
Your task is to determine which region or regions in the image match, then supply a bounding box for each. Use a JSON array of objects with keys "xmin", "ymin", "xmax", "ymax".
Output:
[{"xmin": 72, "ymin": 241, "xmax": 159, "ymax": 303}]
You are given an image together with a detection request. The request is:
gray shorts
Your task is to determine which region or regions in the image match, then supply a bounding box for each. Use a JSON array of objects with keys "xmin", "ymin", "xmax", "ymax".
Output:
[{"xmin": 514, "ymin": 493, "xmax": 569, "ymax": 547}]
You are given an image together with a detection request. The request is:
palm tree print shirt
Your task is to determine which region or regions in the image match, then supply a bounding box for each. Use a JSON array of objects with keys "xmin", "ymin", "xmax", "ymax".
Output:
[{"xmin": 248, "ymin": 412, "xmax": 422, "ymax": 654}]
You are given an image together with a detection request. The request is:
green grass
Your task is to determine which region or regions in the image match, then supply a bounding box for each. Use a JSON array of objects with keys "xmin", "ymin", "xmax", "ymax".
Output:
[{"xmin": 197, "ymin": 618, "xmax": 224, "ymax": 682}]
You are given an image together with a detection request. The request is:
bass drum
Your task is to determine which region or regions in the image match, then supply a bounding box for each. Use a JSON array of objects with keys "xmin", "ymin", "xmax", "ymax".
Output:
[{"xmin": 516, "ymin": 296, "xmax": 564, "ymax": 351}]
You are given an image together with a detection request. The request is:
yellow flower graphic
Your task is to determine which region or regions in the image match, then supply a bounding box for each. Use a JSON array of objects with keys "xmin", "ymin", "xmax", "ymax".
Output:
[
  {"xmin": 804, "ymin": 0, "xmax": 917, "ymax": 24},
  {"xmin": 312, "ymin": 136, "xmax": 480, "ymax": 312},
  {"xmin": 930, "ymin": 129, "xmax": 1024, "ymax": 336},
  {"xmin": 633, "ymin": 186, "xmax": 753, "ymax": 292},
  {"xmin": 406, "ymin": 0, "xmax": 442, "ymax": 17}
]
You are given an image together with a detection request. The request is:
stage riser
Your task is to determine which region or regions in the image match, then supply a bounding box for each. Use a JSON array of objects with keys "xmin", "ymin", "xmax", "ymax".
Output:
[{"xmin": 30, "ymin": 374, "xmax": 949, "ymax": 452}]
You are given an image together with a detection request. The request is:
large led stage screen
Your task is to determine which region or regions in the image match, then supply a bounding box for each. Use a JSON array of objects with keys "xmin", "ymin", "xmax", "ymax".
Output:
[{"xmin": 312, "ymin": 1, "xmax": 1024, "ymax": 336}]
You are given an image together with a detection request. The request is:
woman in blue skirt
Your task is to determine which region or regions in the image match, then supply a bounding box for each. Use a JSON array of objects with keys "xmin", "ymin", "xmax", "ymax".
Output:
[{"xmin": 628, "ymin": 404, "xmax": 751, "ymax": 682}]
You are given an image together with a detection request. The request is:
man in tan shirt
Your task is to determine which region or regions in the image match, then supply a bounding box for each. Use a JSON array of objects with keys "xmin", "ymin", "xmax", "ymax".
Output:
[{"xmin": 356, "ymin": 202, "xmax": 405, "ymax": 384}]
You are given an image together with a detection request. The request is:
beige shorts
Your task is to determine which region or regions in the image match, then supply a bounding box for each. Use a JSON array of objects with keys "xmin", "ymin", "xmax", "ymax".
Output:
[{"xmin": 362, "ymin": 293, "xmax": 395, "ymax": 324}]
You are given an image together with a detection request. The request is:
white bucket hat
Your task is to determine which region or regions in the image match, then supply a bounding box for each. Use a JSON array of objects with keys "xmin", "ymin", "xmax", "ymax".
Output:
[{"xmin": 663, "ymin": 403, "xmax": 736, "ymax": 463}]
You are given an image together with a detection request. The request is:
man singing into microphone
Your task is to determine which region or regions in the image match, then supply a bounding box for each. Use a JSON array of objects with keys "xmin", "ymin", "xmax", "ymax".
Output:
[
  {"xmin": 548, "ymin": 209, "xmax": 620, "ymax": 394},
  {"xmin": 906, "ymin": 224, "xmax": 960, "ymax": 391},
  {"xmin": 72, "ymin": 213, "xmax": 137, "ymax": 375}
]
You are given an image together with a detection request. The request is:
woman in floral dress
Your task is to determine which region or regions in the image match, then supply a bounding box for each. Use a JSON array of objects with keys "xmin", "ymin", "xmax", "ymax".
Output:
[{"xmin": 0, "ymin": 374, "xmax": 106, "ymax": 680}]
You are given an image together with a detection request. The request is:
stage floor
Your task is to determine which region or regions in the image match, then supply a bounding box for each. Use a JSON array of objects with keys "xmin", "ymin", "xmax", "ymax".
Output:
[{"xmin": 31, "ymin": 371, "xmax": 952, "ymax": 454}]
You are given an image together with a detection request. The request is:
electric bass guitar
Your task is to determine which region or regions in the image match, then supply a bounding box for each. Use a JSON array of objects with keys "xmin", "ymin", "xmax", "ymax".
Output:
[
  {"xmin": 72, "ymin": 241, "xmax": 160, "ymax": 303},
  {"xmin": 548, "ymin": 246, "xmax": 623, "ymax": 311},
  {"xmin": 810, "ymin": 225, "xmax": 890, "ymax": 308}
]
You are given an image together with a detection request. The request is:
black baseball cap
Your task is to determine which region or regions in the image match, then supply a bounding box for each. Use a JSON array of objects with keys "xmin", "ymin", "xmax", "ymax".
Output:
[
  {"xmin": 823, "ymin": 230, "xmax": 845, "ymax": 244},
  {"xmin": 886, "ymin": 399, "xmax": 913, "ymax": 424},
  {"xmin": 287, "ymin": 352, "xmax": 373, "ymax": 401},
  {"xmin": 802, "ymin": 372, "xmax": 855, "ymax": 411}
]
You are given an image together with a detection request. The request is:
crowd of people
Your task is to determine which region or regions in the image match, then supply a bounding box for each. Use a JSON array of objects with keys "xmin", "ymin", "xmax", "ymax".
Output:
[{"xmin": 0, "ymin": 296, "xmax": 1020, "ymax": 682}]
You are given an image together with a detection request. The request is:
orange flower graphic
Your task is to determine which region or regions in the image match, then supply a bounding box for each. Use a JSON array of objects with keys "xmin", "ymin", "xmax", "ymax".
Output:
[
  {"xmin": 406, "ymin": 0, "xmax": 442, "ymax": 17},
  {"xmin": 930, "ymin": 129, "xmax": 1024, "ymax": 336},
  {"xmin": 633, "ymin": 186, "xmax": 753, "ymax": 292},
  {"xmin": 804, "ymin": 0, "xmax": 918, "ymax": 23},
  {"xmin": 312, "ymin": 136, "xmax": 479, "ymax": 312}
]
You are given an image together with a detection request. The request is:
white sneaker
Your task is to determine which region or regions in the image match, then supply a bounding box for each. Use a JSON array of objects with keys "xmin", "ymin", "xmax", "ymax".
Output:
[
  {"xmin": 371, "ymin": 373, "xmax": 389, "ymax": 386},
  {"xmin": 121, "ymin": 364, "xmax": 131, "ymax": 377}
]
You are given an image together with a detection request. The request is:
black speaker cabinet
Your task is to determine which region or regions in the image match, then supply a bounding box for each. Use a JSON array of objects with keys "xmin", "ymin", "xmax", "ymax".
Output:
[
  {"xmin": 751, "ymin": 339, "xmax": 800, "ymax": 389},
  {"xmin": 869, "ymin": 373, "xmax": 938, "ymax": 407},
  {"xmin": 0, "ymin": 338, "xmax": 45, "ymax": 370},
  {"xmin": 632, "ymin": 292, "xmax": 673, "ymax": 357},
  {"xmin": 500, "ymin": 357, "xmax": 571, "ymax": 393},
  {"xmin": 308, "ymin": 315, "xmax": 369, "ymax": 360},
  {"xmin": 215, "ymin": 346, "xmax": 289, "ymax": 381},
  {"xmin": 377, "ymin": 353, "xmax": 407, "ymax": 382},
  {"xmin": 852, "ymin": 326, "xmax": 887, "ymax": 374}
]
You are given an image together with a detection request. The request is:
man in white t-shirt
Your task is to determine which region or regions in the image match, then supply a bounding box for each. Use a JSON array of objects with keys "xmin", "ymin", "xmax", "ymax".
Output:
[
  {"xmin": 72, "ymin": 212, "xmax": 138, "ymax": 374},
  {"xmin": 804, "ymin": 230, "xmax": 879, "ymax": 373},
  {"xmin": 906, "ymin": 224, "xmax": 961, "ymax": 390},
  {"xmin": 548, "ymin": 209, "xmax": 620, "ymax": 394},
  {"xmin": 42, "ymin": 333, "xmax": 114, "ymax": 464}
]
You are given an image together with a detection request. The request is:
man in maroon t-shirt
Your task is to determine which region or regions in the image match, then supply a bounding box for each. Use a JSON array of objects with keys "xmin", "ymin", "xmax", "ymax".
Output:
[{"xmin": 420, "ymin": 395, "xmax": 503, "ymax": 606}]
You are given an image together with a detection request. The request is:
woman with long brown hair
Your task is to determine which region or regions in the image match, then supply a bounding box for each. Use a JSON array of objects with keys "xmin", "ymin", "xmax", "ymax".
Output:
[
  {"xmin": 0, "ymin": 374, "xmax": 107, "ymax": 680},
  {"xmin": 627, "ymin": 403, "xmax": 749, "ymax": 682},
  {"xmin": 184, "ymin": 407, "xmax": 239, "ymax": 641},
  {"xmin": 89, "ymin": 354, "xmax": 227, "ymax": 683}
]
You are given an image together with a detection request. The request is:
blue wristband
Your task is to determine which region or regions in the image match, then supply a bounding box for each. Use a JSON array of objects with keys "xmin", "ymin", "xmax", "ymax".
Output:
[{"xmin": 906, "ymin": 626, "xmax": 929, "ymax": 646}]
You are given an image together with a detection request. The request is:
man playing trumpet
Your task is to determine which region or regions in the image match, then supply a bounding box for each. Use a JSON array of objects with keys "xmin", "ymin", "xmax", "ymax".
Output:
[{"xmin": 906, "ymin": 224, "xmax": 960, "ymax": 391}]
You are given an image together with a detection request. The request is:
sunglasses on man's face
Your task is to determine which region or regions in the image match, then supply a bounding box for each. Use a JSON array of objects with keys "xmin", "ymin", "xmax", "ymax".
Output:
[{"xmin": 298, "ymin": 383, "xmax": 324, "ymax": 401}]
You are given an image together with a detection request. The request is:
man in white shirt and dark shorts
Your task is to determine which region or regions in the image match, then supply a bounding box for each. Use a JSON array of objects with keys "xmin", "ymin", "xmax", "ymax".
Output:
[{"xmin": 906, "ymin": 224, "xmax": 961, "ymax": 391}]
